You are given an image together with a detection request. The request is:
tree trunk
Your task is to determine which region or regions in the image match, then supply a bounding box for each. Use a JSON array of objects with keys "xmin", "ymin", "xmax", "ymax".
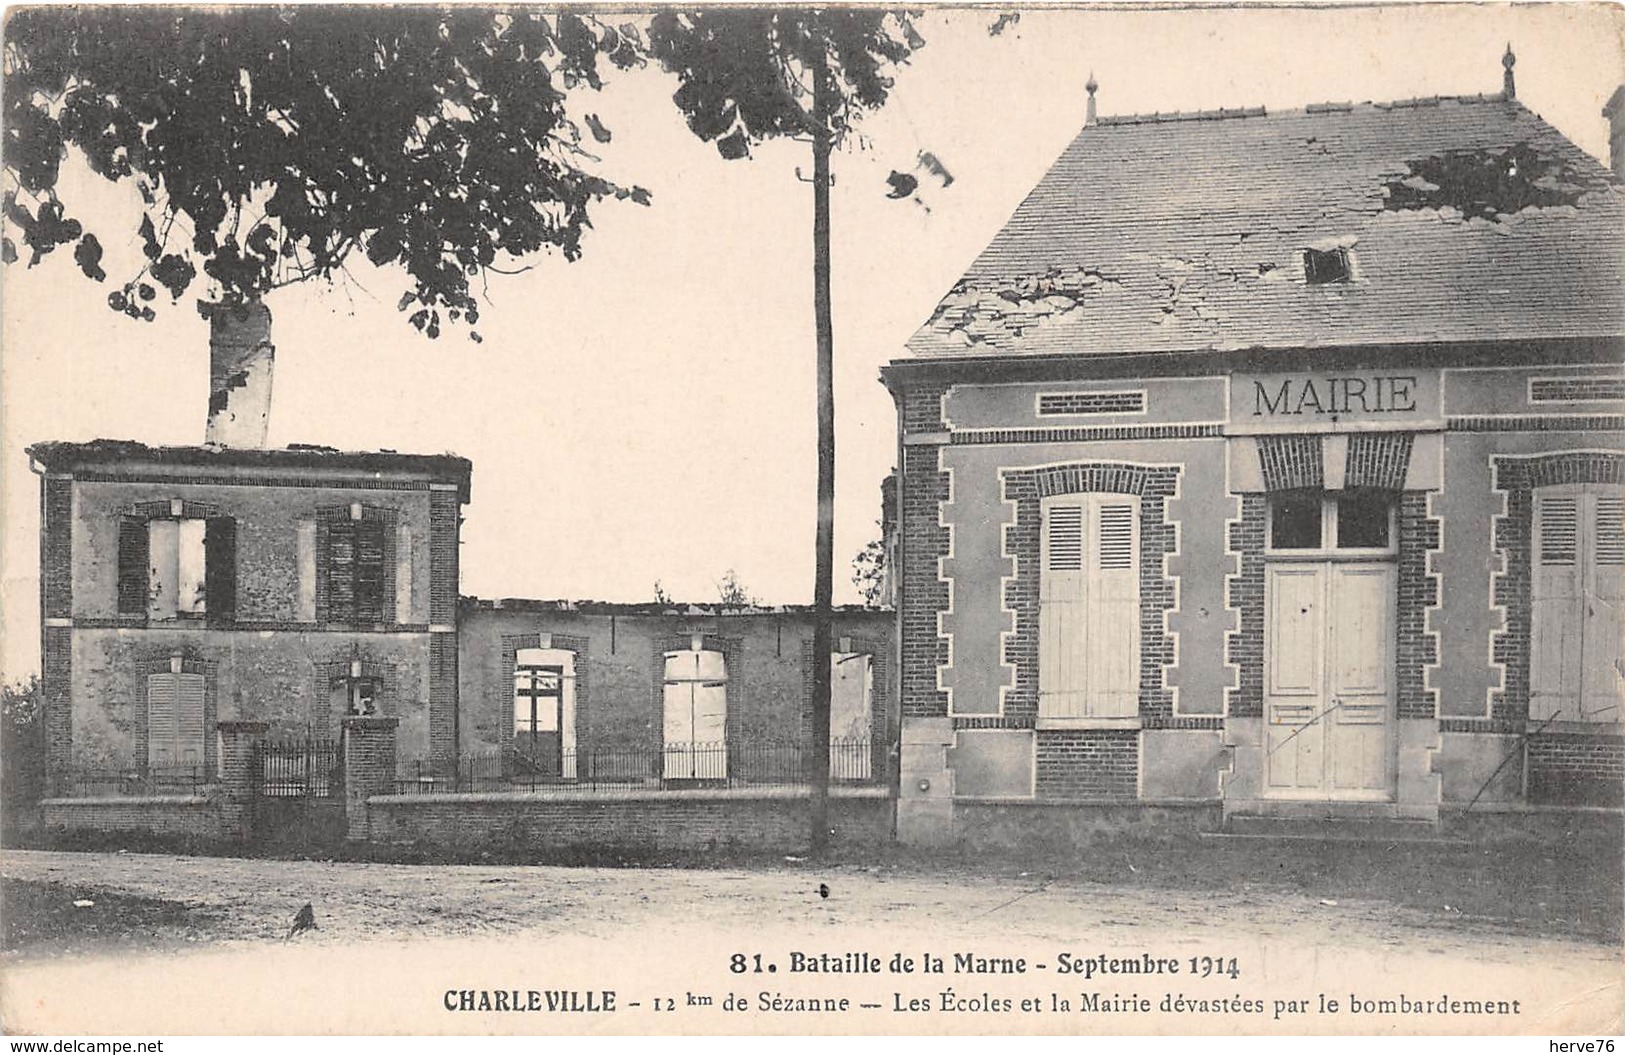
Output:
[{"xmin": 808, "ymin": 37, "xmax": 836, "ymax": 857}]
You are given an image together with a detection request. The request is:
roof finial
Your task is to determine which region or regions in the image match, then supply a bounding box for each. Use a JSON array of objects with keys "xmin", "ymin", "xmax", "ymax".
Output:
[
  {"xmin": 1502, "ymin": 43, "xmax": 1516, "ymax": 100},
  {"xmin": 1086, "ymin": 71, "xmax": 1099, "ymax": 126}
]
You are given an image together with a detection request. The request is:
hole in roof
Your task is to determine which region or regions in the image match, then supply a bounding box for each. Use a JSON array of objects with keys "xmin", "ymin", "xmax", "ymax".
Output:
[
  {"xmin": 1303, "ymin": 247, "xmax": 1350, "ymax": 285},
  {"xmin": 1382, "ymin": 143, "xmax": 1595, "ymax": 220}
]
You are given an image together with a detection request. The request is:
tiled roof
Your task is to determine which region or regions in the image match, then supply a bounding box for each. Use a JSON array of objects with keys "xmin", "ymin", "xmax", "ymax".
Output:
[{"xmin": 904, "ymin": 95, "xmax": 1625, "ymax": 360}]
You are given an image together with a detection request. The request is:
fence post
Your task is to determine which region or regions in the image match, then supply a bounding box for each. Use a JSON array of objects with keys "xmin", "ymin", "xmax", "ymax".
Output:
[
  {"xmin": 216, "ymin": 720, "xmax": 268, "ymax": 841},
  {"xmin": 341, "ymin": 715, "xmax": 399, "ymax": 842}
]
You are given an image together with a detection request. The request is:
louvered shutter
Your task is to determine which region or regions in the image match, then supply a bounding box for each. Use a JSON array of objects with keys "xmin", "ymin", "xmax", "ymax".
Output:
[
  {"xmin": 1088, "ymin": 498, "xmax": 1141, "ymax": 717},
  {"xmin": 355, "ymin": 519, "xmax": 386, "ymax": 624},
  {"xmin": 1582, "ymin": 490, "xmax": 1624, "ymax": 721},
  {"xmin": 1531, "ymin": 489, "xmax": 1582, "ymax": 720},
  {"xmin": 204, "ymin": 518, "xmax": 236, "ymax": 624},
  {"xmin": 1039, "ymin": 500, "xmax": 1089, "ymax": 718},
  {"xmin": 175, "ymin": 673, "xmax": 206, "ymax": 767},
  {"xmin": 147, "ymin": 673, "xmax": 178, "ymax": 767},
  {"xmin": 327, "ymin": 520, "xmax": 357, "ymax": 622},
  {"xmin": 118, "ymin": 519, "xmax": 150, "ymax": 614}
]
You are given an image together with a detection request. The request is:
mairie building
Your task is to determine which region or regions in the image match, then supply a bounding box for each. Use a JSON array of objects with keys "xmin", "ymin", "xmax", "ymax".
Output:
[{"xmin": 883, "ymin": 59, "xmax": 1625, "ymax": 843}]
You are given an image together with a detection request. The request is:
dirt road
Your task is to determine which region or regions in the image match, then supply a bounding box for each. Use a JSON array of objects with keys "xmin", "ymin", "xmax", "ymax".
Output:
[{"xmin": 1, "ymin": 848, "xmax": 1620, "ymax": 1035}]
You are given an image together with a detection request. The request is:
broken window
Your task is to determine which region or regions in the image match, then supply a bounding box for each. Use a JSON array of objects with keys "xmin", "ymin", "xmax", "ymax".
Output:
[
  {"xmin": 1303, "ymin": 247, "xmax": 1350, "ymax": 285},
  {"xmin": 512, "ymin": 648, "xmax": 577, "ymax": 780},
  {"xmin": 331, "ymin": 673, "xmax": 381, "ymax": 717},
  {"xmin": 830, "ymin": 650, "xmax": 874, "ymax": 780},
  {"xmin": 118, "ymin": 512, "xmax": 236, "ymax": 622}
]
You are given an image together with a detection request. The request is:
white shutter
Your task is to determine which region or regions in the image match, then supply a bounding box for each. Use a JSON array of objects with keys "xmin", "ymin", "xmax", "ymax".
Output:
[
  {"xmin": 1039, "ymin": 500, "xmax": 1089, "ymax": 718},
  {"xmin": 1532, "ymin": 489, "xmax": 1583, "ymax": 720},
  {"xmin": 1088, "ymin": 499, "xmax": 1141, "ymax": 717},
  {"xmin": 175, "ymin": 673, "xmax": 206, "ymax": 766},
  {"xmin": 1040, "ymin": 495, "xmax": 1141, "ymax": 721},
  {"xmin": 830, "ymin": 653, "xmax": 874, "ymax": 780},
  {"xmin": 662, "ymin": 649, "xmax": 728, "ymax": 778},
  {"xmin": 147, "ymin": 673, "xmax": 178, "ymax": 767},
  {"xmin": 691, "ymin": 682, "xmax": 728, "ymax": 778},
  {"xmin": 1582, "ymin": 490, "xmax": 1624, "ymax": 721},
  {"xmin": 1531, "ymin": 490, "xmax": 1582, "ymax": 719}
]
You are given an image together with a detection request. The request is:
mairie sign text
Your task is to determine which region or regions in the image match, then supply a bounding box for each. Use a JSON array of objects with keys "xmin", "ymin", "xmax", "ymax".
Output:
[{"xmin": 1232, "ymin": 371, "xmax": 1440, "ymax": 431}]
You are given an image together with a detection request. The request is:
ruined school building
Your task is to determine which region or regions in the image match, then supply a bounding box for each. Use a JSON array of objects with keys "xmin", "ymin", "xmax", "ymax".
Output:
[
  {"xmin": 26, "ymin": 426, "xmax": 891, "ymax": 798},
  {"xmin": 883, "ymin": 65, "xmax": 1625, "ymax": 843},
  {"xmin": 28, "ymin": 434, "xmax": 894, "ymax": 794}
]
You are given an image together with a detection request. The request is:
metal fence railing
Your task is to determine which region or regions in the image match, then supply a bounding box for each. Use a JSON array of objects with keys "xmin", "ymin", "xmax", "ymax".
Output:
[
  {"xmin": 393, "ymin": 738, "xmax": 880, "ymax": 795},
  {"xmin": 257, "ymin": 737, "xmax": 341, "ymax": 798},
  {"xmin": 57, "ymin": 766, "xmax": 211, "ymax": 798}
]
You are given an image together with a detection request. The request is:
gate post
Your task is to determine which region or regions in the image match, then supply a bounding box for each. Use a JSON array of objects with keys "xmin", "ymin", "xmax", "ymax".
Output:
[
  {"xmin": 216, "ymin": 720, "xmax": 268, "ymax": 841},
  {"xmin": 341, "ymin": 716, "xmax": 399, "ymax": 841}
]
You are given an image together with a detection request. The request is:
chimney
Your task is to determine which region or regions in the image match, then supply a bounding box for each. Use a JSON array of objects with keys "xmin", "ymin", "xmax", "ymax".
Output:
[
  {"xmin": 1605, "ymin": 85, "xmax": 1625, "ymax": 173},
  {"xmin": 205, "ymin": 299, "xmax": 275, "ymax": 448},
  {"xmin": 1085, "ymin": 72, "xmax": 1099, "ymax": 126},
  {"xmin": 1502, "ymin": 44, "xmax": 1516, "ymax": 101}
]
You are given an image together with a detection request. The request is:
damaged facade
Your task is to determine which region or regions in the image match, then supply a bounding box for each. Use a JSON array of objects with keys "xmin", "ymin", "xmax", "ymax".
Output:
[
  {"xmin": 885, "ymin": 78, "xmax": 1625, "ymax": 843},
  {"xmin": 27, "ymin": 439, "xmax": 894, "ymax": 847},
  {"xmin": 27, "ymin": 440, "xmax": 471, "ymax": 789}
]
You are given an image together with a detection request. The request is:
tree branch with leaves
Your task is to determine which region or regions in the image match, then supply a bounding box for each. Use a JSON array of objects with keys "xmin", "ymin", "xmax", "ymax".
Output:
[{"xmin": 3, "ymin": 7, "xmax": 649, "ymax": 339}]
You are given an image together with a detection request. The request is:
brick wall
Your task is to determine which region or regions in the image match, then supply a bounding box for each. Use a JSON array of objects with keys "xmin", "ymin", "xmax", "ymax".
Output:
[
  {"xmin": 1528, "ymin": 377, "xmax": 1625, "ymax": 403},
  {"xmin": 42, "ymin": 475, "xmax": 72, "ymax": 619},
  {"xmin": 429, "ymin": 489, "xmax": 460, "ymax": 625},
  {"xmin": 366, "ymin": 790, "xmax": 892, "ymax": 852},
  {"xmin": 1034, "ymin": 730, "xmax": 1138, "ymax": 799},
  {"xmin": 900, "ymin": 444, "xmax": 951, "ymax": 719},
  {"xmin": 41, "ymin": 795, "xmax": 239, "ymax": 840},
  {"xmin": 42, "ymin": 627, "xmax": 72, "ymax": 793},
  {"xmin": 1526, "ymin": 732, "xmax": 1625, "ymax": 806},
  {"xmin": 1257, "ymin": 435, "xmax": 1323, "ymax": 491},
  {"xmin": 1225, "ymin": 495, "xmax": 1267, "ymax": 718},
  {"xmin": 1396, "ymin": 490, "xmax": 1441, "ymax": 720},
  {"xmin": 429, "ymin": 633, "xmax": 458, "ymax": 764},
  {"xmin": 1346, "ymin": 434, "xmax": 1414, "ymax": 490}
]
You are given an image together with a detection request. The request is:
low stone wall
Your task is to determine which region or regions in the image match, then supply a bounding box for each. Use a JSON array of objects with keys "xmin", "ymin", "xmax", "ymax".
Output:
[
  {"xmin": 366, "ymin": 786, "xmax": 893, "ymax": 853},
  {"xmin": 951, "ymin": 799, "xmax": 1223, "ymax": 851},
  {"xmin": 40, "ymin": 794, "xmax": 248, "ymax": 841}
]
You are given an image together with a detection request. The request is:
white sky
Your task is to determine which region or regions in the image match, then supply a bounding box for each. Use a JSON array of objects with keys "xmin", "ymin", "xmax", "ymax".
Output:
[{"xmin": 3, "ymin": 4, "xmax": 1622, "ymax": 679}]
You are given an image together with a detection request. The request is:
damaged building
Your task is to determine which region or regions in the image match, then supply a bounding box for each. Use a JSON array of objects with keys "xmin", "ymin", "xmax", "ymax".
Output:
[{"xmin": 884, "ymin": 57, "xmax": 1625, "ymax": 844}]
